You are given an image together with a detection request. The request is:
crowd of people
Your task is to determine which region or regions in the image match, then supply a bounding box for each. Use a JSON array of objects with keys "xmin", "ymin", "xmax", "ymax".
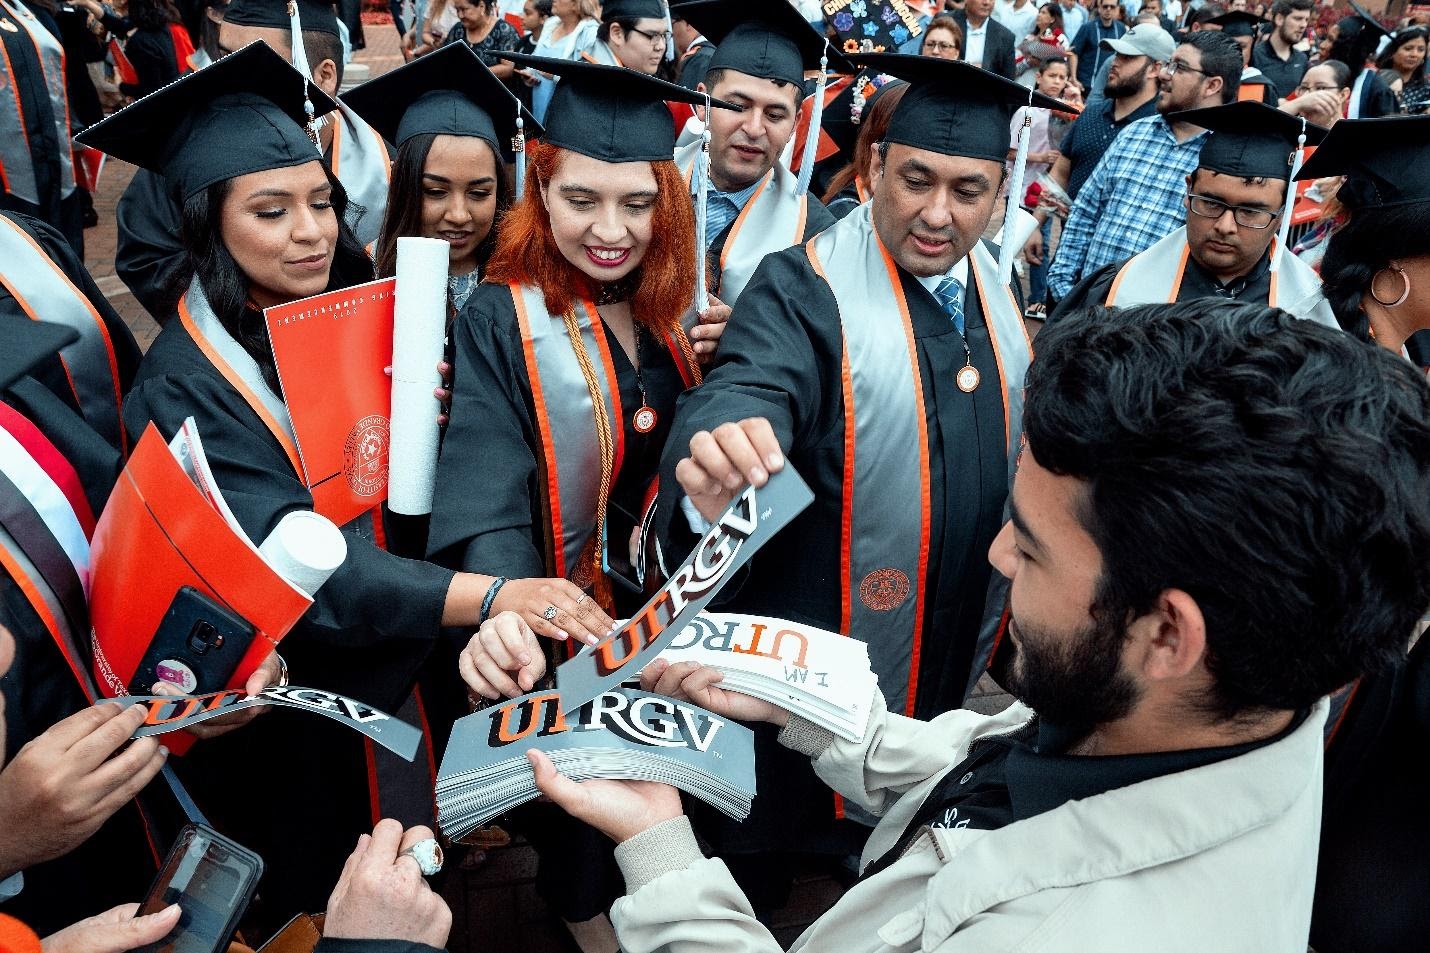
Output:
[{"xmin": 0, "ymin": 0, "xmax": 1427, "ymax": 951}]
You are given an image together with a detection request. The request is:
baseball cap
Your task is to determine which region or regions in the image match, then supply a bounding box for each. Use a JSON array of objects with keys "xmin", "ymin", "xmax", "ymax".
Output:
[{"xmin": 1102, "ymin": 23, "xmax": 1176, "ymax": 62}]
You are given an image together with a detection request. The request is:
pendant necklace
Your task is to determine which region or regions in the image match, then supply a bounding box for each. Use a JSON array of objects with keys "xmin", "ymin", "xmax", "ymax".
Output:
[
  {"xmin": 955, "ymin": 335, "xmax": 980, "ymax": 393},
  {"xmin": 632, "ymin": 327, "xmax": 658, "ymax": 434}
]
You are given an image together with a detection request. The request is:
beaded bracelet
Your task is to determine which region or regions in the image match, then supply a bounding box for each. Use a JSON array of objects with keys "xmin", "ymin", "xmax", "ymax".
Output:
[{"xmin": 479, "ymin": 576, "xmax": 508, "ymax": 626}]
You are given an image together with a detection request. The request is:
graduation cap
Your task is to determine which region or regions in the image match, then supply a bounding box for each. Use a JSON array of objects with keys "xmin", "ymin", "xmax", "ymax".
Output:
[
  {"xmin": 601, "ymin": 0, "xmax": 666, "ymax": 21},
  {"xmin": 1171, "ymin": 101, "xmax": 1327, "ymax": 272},
  {"xmin": 0, "ymin": 312, "xmax": 78, "ymax": 393},
  {"xmin": 848, "ymin": 53, "xmax": 1077, "ymax": 282},
  {"xmin": 224, "ymin": 0, "xmax": 338, "ymax": 83},
  {"xmin": 671, "ymin": 0, "xmax": 856, "ymax": 87},
  {"xmin": 498, "ymin": 52, "xmax": 738, "ymax": 162},
  {"xmin": 1205, "ymin": 10, "xmax": 1267, "ymax": 38},
  {"xmin": 340, "ymin": 43, "xmax": 542, "ymax": 187},
  {"xmin": 1295, "ymin": 116, "xmax": 1430, "ymax": 211},
  {"xmin": 1346, "ymin": 0, "xmax": 1392, "ymax": 41},
  {"xmin": 74, "ymin": 41, "xmax": 336, "ymax": 202}
]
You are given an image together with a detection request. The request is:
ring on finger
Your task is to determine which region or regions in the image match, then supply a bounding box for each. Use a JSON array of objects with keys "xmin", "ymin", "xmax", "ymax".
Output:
[
  {"xmin": 542, "ymin": 605, "xmax": 559, "ymax": 621},
  {"xmin": 575, "ymin": 594, "xmax": 591, "ymax": 609},
  {"xmin": 399, "ymin": 838, "xmax": 444, "ymax": 877}
]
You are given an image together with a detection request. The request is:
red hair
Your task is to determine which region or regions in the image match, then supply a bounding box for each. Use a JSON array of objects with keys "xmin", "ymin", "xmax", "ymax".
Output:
[{"xmin": 486, "ymin": 141, "xmax": 697, "ymax": 336}]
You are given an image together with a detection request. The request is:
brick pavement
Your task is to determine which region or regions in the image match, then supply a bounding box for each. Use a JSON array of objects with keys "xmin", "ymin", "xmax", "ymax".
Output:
[{"xmin": 81, "ymin": 25, "xmax": 1015, "ymax": 950}]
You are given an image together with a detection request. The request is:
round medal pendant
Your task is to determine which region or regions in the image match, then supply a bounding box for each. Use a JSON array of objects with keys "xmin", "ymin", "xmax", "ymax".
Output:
[
  {"xmin": 956, "ymin": 364, "xmax": 981, "ymax": 393},
  {"xmin": 633, "ymin": 406, "xmax": 659, "ymax": 434}
]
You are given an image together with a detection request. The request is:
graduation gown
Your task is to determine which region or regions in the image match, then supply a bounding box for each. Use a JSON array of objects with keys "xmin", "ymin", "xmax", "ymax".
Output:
[
  {"xmin": 426, "ymin": 282, "xmax": 694, "ymax": 923},
  {"xmin": 121, "ymin": 310, "xmax": 455, "ymax": 924},
  {"xmin": 655, "ymin": 216, "xmax": 1023, "ymax": 858},
  {"xmin": 0, "ymin": 322, "xmax": 154, "ymax": 934}
]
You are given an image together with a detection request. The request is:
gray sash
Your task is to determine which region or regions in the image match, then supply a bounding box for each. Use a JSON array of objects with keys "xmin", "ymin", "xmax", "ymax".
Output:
[
  {"xmin": 511, "ymin": 284, "xmax": 621, "ymax": 579},
  {"xmin": 330, "ymin": 103, "xmax": 392, "ymax": 249},
  {"xmin": 674, "ymin": 139, "xmax": 810, "ymax": 304},
  {"xmin": 0, "ymin": 214, "xmax": 124, "ymax": 446},
  {"xmin": 1105, "ymin": 226, "xmax": 1339, "ymax": 328},
  {"xmin": 0, "ymin": 0, "xmax": 75, "ymax": 205},
  {"xmin": 809, "ymin": 204, "xmax": 1030, "ymax": 716}
]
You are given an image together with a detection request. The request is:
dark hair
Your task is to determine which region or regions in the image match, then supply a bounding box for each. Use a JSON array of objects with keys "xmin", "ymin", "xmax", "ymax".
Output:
[
  {"xmin": 1320, "ymin": 201, "xmax": 1430, "ymax": 338},
  {"xmin": 1270, "ymin": 0, "xmax": 1312, "ymax": 20},
  {"xmin": 1039, "ymin": 55, "xmax": 1070, "ymax": 72},
  {"xmin": 130, "ymin": 0, "xmax": 182, "ymax": 31},
  {"xmin": 1329, "ymin": 16, "xmax": 1379, "ymax": 79},
  {"xmin": 179, "ymin": 165, "xmax": 374, "ymax": 394},
  {"xmin": 304, "ymin": 29, "xmax": 346, "ymax": 87},
  {"xmin": 1186, "ymin": 2, "xmax": 1225, "ymax": 27},
  {"xmin": 1182, "ymin": 30, "xmax": 1244, "ymax": 102},
  {"xmin": 373, "ymin": 132, "xmax": 511, "ymax": 279},
  {"xmin": 1306, "ymin": 57, "xmax": 1352, "ymax": 89},
  {"xmin": 1376, "ymin": 27, "xmax": 1429, "ymax": 86},
  {"xmin": 530, "ymin": 0, "xmax": 552, "ymax": 15},
  {"xmin": 1026, "ymin": 300, "xmax": 1430, "ymax": 720},
  {"xmin": 598, "ymin": 16, "xmax": 641, "ymax": 41},
  {"xmin": 923, "ymin": 14, "xmax": 964, "ymax": 51},
  {"xmin": 1038, "ymin": 2, "xmax": 1064, "ymax": 32}
]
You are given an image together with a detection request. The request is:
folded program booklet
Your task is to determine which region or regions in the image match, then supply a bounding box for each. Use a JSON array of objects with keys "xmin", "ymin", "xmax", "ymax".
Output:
[
  {"xmin": 436, "ymin": 687, "xmax": 756, "ymax": 840},
  {"xmin": 657, "ymin": 613, "xmax": 879, "ymax": 742}
]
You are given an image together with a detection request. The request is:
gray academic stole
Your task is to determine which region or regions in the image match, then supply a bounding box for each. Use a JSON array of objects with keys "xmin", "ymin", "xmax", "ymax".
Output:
[
  {"xmin": 510, "ymin": 282, "xmax": 699, "ymax": 582},
  {"xmin": 806, "ymin": 203, "xmax": 1030, "ymax": 717},
  {"xmin": 676, "ymin": 139, "xmax": 811, "ymax": 304},
  {"xmin": 0, "ymin": 215, "xmax": 127, "ymax": 449},
  {"xmin": 1105, "ymin": 226, "xmax": 1339, "ymax": 328},
  {"xmin": 328, "ymin": 102, "xmax": 392, "ymax": 249},
  {"xmin": 0, "ymin": 0, "xmax": 75, "ymax": 205}
]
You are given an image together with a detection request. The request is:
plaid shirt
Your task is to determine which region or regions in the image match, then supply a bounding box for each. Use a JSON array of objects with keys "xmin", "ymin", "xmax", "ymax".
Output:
[{"xmin": 1048, "ymin": 115, "xmax": 1209, "ymax": 301}]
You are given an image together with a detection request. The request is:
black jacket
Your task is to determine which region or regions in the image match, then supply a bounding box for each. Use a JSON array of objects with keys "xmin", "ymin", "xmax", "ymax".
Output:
[{"xmin": 952, "ymin": 11, "xmax": 1017, "ymax": 80}]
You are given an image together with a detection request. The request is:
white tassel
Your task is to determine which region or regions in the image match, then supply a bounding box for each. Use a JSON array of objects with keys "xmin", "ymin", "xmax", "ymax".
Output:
[
  {"xmin": 288, "ymin": 1, "xmax": 320, "ymax": 142},
  {"xmin": 795, "ymin": 41, "xmax": 829, "ymax": 198},
  {"xmin": 1271, "ymin": 120, "xmax": 1307, "ymax": 275},
  {"xmin": 664, "ymin": 7, "xmax": 675, "ymax": 62},
  {"xmin": 514, "ymin": 112, "xmax": 527, "ymax": 197},
  {"xmin": 694, "ymin": 91, "xmax": 712, "ymax": 313},
  {"xmin": 999, "ymin": 97, "xmax": 1034, "ymax": 286}
]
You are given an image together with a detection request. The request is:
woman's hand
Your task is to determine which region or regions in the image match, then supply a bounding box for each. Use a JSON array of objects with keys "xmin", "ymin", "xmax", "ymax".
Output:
[
  {"xmin": 383, "ymin": 359, "xmax": 453, "ymax": 426},
  {"xmin": 459, "ymin": 612, "xmax": 546, "ymax": 701},
  {"xmin": 526, "ymin": 749, "xmax": 684, "ymax": 845},
  {"xmin": 491, "ymin": 577, "xmax": 614, "ymax": 645},
  {"xmin": 690, "ymin": 294, "xmax": 731, "ymax": 364},
  {"xmin": 150, "ymin": 650, "xmax": 285, "ymax": 740},
  {"xmin": 640, "ymin": 658, "xmax": 789, "ymax": 727}
]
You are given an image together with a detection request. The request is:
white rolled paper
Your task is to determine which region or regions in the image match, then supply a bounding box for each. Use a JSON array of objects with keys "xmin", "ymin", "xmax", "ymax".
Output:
[
  {"xmin": 389, "ymin": 236, "xmax": 450, "ymax": 515},
  {"xmin": 259, "ymin": 510, "xmax": 348, "ymax": 597}
]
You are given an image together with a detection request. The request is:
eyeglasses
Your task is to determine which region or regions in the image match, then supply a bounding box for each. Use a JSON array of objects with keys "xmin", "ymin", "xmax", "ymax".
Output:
[
  {"xmin": 1187, "ymin": 194, "xmax": 1278, "ymax": 228},
  {"xmin": 924, "ymin": 40, "xmax": 961, "ymax": 52},
  {"xmin": 1295, "ymin": 83, "xmax": 1343, "ymax": 94},
  {"xmin": 625, "ymin": 26, "xmax": 669, "ymax": 48},
  {"xmin": 1161, "ymin": 59, "xmax": 1208, "ymax": 76}
]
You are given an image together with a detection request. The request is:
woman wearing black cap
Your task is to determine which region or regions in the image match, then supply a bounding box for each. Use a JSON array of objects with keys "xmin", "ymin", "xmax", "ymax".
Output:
[
  {"xmin": 76, "ymin": 41, "xmax": 612, "ymax": 925},
  {"xmin": 428, "ymin": 54, "xmax": 732, "ymax": 941}
]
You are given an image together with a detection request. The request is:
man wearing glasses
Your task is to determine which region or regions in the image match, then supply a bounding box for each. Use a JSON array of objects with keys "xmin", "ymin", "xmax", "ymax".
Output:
[
  {"xmin": 1070, "ymin": 0, "xmax": 1129, "ymax": 90},
  {"xmin": 1047, "ymin": 31, "xmax": 1242, "ymax": 300},
  {"xmin": 1049, "ymin": 100, "xmax": 1337, "ymax": 325},
  {"xmin": 585, "ymin": 0, "xmax": 669, "ymax": 74}
]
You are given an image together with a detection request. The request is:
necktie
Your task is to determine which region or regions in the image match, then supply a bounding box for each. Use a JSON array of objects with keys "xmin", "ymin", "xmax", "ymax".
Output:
[{"xmin": 934, "ymin": 275, "xmax": 966, "ymax": 336}]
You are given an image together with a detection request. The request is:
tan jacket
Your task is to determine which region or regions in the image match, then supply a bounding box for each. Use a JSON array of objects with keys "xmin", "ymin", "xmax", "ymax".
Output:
[{"xmin": 610, "ymin": 692, "xmax": 1328, "ymax": 952}]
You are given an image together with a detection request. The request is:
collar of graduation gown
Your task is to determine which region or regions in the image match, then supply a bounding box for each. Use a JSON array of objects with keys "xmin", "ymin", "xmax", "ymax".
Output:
[
  {"xmin": 1103, "ymin": 226, "xmax": 1339, "ymax": 328},
  {"xmin": 328, "ymin": 101, "xmax": 393, "ymax": 248},
  {"xmin": 176, "ymin": 277, "xmax": 302, "ymax": 474}
]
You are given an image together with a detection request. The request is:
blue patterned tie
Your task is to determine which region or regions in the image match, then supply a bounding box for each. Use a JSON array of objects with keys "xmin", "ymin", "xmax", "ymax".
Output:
[{"xmin": 934, "ymin": 275, "xmax": 966, "ymax": 335}]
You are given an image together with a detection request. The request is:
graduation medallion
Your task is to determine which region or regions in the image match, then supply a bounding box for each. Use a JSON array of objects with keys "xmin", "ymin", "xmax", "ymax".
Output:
[
  {"xmin": 633, "ymin": 406, "xmax": 659, "ymax": 434},
  {"xmin": 956, "ymin": 363, "xmax": 981, "ymax": 394}
]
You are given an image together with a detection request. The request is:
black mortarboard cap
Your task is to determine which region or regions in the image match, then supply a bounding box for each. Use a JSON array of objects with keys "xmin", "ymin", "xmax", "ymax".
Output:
[
  {"xmin": 498, "ymin": 53, "xmax": 739, "ymax": 162},
  {"xmin": 1169, "ymin": 101, "xmax": 1326, "ymax": 179},
  {"xmin": 601, "ymin": 0, "xmax": 666, "ymax": 21},
  {"xmin": 849, "ymin": 53, "xmax": 1075, "ymax": 162},
  {"xmin": 224, "ymin": 0, "xmax": 340, "ymax": 36},
  {"xmin": 340, "ymin": 42, "xmax": 541, "ymax": 153},
  {"xmin": 670, "ymin": 0, "xmax": 854, "ymax": 88},
  {"xmin": 1206, "ymin": 10, "xmax": 1267, "ymax": 37},
  {"xmin": 0, "ymin": 312, "xmax": 78, "ymax": 393},
  {"xmin": 1347, "ymin": 1, "xmax": 1391, "ymax": 40},
  {"xmin": 74, "ymin": 41, "xmax": 336, "ymax": 201},
  {"xmin": 1295, "ymin": 116, "xmax": 1430, "ymax": 210}
]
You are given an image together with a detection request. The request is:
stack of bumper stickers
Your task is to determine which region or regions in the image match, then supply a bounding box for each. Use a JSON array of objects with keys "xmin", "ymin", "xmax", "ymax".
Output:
[
  {"xmin": 436, "ymin": 688, "xmax": 756, "ymax": 840},
  {"xmin": 657, "ymin": 613, "xmax": 877, "ymax": 742}
]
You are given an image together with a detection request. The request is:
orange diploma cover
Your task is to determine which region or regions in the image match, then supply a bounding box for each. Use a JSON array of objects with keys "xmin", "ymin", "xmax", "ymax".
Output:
[{"xmin": 265, "ymin": 278, "xmax": 397, "ymax": 527}]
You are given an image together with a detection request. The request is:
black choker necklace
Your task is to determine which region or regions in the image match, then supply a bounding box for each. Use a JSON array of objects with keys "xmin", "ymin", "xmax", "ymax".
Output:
[{"xmin": 595, "ymin": 275, "xmax": 638, "ymax": 306}]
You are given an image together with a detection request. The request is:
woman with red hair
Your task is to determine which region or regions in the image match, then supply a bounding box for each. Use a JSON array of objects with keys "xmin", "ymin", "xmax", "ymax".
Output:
[{"xmin": 427, "ymin": 57, "xmax": 734, "ymax": 939}]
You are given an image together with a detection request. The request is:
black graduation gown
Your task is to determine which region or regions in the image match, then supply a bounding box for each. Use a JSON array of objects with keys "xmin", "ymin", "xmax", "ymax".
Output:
[
  {"xmin": 119, "ymin": 27, "xmax": 182, "ymax": 100},
  {"xmin": 704, "ymin": 192, "xmax": 835, "ymax": 303},
  {"xmin": 426, "ymin": 282, "xmax": 690, "ymax": 923},
  {"xmin": 0, "ymin": 210, "xmax": 141, "ymax": 451},
  {"xmin": 655, "ymin": 244, "xmax": 1012, "ymax": 865},
  {"xmin": 0, "ymin": 348, "xmax": 154, "ymax": 934},
  {"xmin": 114, "ymin": 169, "xmax": 185, "ymax": 322},
  {"xmin": 1048, "ymin": 245, "xmax": 1274, "ymax": 321},
  {"xmin": 122, "ymin": 317, "xmax": 455, "ymax": 926}
]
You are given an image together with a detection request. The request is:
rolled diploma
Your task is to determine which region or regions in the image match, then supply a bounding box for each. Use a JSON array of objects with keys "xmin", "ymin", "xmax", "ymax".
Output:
[
  {"xmin": 259, "ymin": 510, "xmax": 348, "ymax": 597},
  {"xmin": 389, "ymin": 236, "xmax": 449, "ymax": 515}
]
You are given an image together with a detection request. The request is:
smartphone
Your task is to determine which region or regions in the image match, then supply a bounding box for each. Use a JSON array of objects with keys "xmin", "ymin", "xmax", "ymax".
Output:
[
  {"xmin": 134, "ymin": 824, "xmax": 264, "ymax": 953},
  {"xmin": 129, "ymin": 586, "xmax": 257, "ymax": 696}
]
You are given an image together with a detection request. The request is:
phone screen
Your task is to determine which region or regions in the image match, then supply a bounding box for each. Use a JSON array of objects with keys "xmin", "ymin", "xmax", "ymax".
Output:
[{"xmin": 136, "ymin": 826, "xmax": 263, "ymax": 953}]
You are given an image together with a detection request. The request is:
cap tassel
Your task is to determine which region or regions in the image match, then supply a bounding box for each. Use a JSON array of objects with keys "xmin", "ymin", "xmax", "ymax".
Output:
[
  {"xmin": 514, "ymin": 112, "xmax": 527, "ymax": 197},
  {"xmin": 795, "ymin": 41, "xmax": 830, "ymax": 198},
  {"xmin": 999, "ymin": 94, "xmax": 1034, "ymax": 286},
  {"xmin": 663, "ymin": 8, "xmax": 675, "ymax": 63},
  {"xmin": 1271, "ymin": 120, "xmax": 1308, "ymax": 275},
  {"xmin": 288, "ymin": 1, "xmax": 321, "ymax": 143},
  {"xmin": 693, "ymin": 91, "xmax": 712, "ymax": 313}
]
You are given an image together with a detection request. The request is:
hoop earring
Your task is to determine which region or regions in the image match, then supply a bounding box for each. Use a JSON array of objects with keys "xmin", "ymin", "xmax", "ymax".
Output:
[{"xmin": 1370, "ymin": 263, "xmax": 1411, "ymax": 308}]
